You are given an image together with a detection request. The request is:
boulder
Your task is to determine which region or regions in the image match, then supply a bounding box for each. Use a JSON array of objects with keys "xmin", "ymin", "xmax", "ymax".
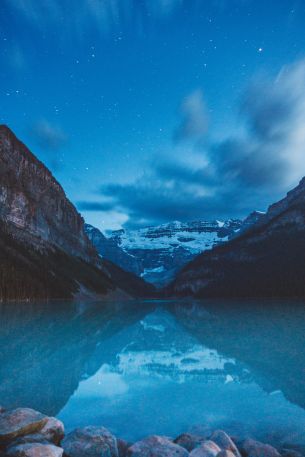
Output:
[
  {"xmin": 117, "ymin": 438, "xmax": 131, "ymax": 457},
  {"xmin": 127, "ymin": 435, "xmax": 189, "ymax": 457},
  {"xmin": 240, "ymin": 439, "xmax": 280, "ymax": 457},
  {"xmin": 190, "ymin": 440, "xmax": 221, "ymax": 457},
  {"xmin": 281, "ymin": 449, "xmax": 304, "ymax": 457},
  {"xmin": 6, "ymin": 433, "xmax": 50, "ymax": 446},
  {"xmin": 6, "ymin": 442, "xmax": 63, "ymax": 456},
  {"xmin": 7, "ymin": 418, "xmax": 64, "ymax": 448},
  {"xmin": 217, "ymin": 451, "xmax": 236, "ymax": 457},
  {"xmin": 0, "ymin": 409, "xmax": 48, "ymax": 443},
  {"xmin": 62, "ymin": 426, "xmax": 118, "ymax": 457},
  {"xmin": 174, "ymin": 433, "xmax": 206, "ymax": 451},
  {"xmin": 210, "ymin": 431, "xmax": 241, "ymax": 457},
  {"xmin": 39, "ymin": 418, "xmax": 64, "ymax": 445}
]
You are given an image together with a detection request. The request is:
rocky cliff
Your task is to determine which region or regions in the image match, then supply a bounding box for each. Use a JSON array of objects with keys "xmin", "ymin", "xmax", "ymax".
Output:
[
  {"xmin": 0, "ymin": 125, "xmax": 96, "ymax": 262},
  {"xmin": 169, "ymin": 177, "xmax": 305, "ymax": 298},
  {"xmin": 0, "ymin": 125, "xmax": 153, "ymax": 301}
]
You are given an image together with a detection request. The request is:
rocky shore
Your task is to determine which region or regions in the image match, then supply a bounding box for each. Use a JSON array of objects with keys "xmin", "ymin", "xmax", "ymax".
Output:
[{"xmin": 0, "ymin": 407, "xmax": 302, "ymax": 457}]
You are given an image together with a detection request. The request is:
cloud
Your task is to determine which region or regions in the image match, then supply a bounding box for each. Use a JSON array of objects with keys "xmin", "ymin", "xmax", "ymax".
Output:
[
  {"xmin": 210, "ymin": 59, "xmax": 305, "ymax": 190},
  {"xmin": 5, "ymin": 0, "xmax": 183, "ymax": 35},
  {"xmin": 30, "ymin": 120, "xmax": 67, "ymax": 151},
  {"xmin": 156, "ymin": 160, "xmax": 217, "ymax": 188},
  {"xmin": 174, "ymin": 90, "xmax": 208, "ymax": 142},
  {"xmin": 86, "ymin": 58, "xmax": 305, "ymax": 227},
  {"xmin": 77, "ymin": 201, "xmax": 115, "ymax": 212},
  {"xmin": 100, "ymin": 180, "xmax": 220, "ymax": 229}
]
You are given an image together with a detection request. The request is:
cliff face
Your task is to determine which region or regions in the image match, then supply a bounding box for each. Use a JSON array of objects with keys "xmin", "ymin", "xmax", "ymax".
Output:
[
  {"xmin": 170, "ymin": 177, "xmax": 305, "ymax": 298},
  {"xmin": 0, "ymin": 125, "xmax": 153, "ymax": 301},
  {"xmin": 0, "ymin": 125, "xmax": 96, "ymax": 262}
]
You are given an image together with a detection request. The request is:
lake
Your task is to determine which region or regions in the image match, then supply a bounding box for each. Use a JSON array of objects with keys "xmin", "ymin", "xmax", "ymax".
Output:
[{"xmin": 1, "ymin": 299, "xmax": 305, "ymax": 448}]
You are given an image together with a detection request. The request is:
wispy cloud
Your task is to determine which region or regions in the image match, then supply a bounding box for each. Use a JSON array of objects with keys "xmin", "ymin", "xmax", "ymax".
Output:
[
  {"xmin": 174, "ymin": 89, "xmax": 209, "ymax": 143},
  {"xmin": 77, "ymin": 200, "xmax": 115, "ymax": 212},
  {"xmin": 30, "ymin": 119, "xmax": 67, "ymax": 151},
  {"xmin": 28, "ymin": 119, "xmax": 68, "ymax": 171},
  {"xmin": 6, "ymin": 0, "xmax": 184, "ymax": 35},
  {"xmin": 84, "ymin": 58, "xmax": 305, "ymax": 227}
]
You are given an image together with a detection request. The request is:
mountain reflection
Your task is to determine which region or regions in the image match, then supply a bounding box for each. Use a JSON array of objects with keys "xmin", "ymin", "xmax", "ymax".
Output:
[
  {"xmin": 0, "ymin": 300, "xmax": 154, "ymax": 415},
  {"xmin": 1, "ymin": 299, "xmax": 305, "ymax": 444},
  {"xmin": 170, "ymin": 300, "xmax": 305, "ymax": 411}
]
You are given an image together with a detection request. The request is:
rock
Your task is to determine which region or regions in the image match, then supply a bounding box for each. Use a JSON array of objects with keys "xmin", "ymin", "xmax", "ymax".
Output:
[
  {"xmin": 62, "ymin": 426, "xmax": 118, "ymax": 457},
  {"xmin": 127, "ymin": 435, "xmax": 188, "ymax": 457},
  {"xmin": 6, "ymin": 443, "xmax": 63, "ymax": 456},
  {"xmin": 210, "ymin": 431, "xmax": 241, "ymax": 457},
  {"xmin": 217, "ymin": 451, "xmax": 236, "ymax": 457},
  {"xmin": 117, "ymin": 438, "xmax": 131, "ymax": 457},
  {"xmin": 6, "ymin": 433, "xmax": 50, "ymax": 447},
  {"xmin": 39, "ymin": 417, "xmax": 64, "ymax": 445},
  {"xmin": 0, "ymin": 408, "xmax": 48, "ymax": 443},
  {"xmin": 190, "ymin": 441, "xmax": 221, "ymax": 457},
  {"xmin": 174, "ymin": 433, "xmax": 206, "ymax": 451},
  {"xmin": 281, "ymin": 450, "xmax": 304, "ymax": 457},
  {"xmin": 240, "ymin": 439, "xmax": 281, "ymax": 457}
]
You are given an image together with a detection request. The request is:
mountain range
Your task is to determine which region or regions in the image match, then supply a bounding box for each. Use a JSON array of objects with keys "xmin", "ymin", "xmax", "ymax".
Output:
[
  {"xmin": 85, "ymin": 219, "xmax": 243, "ymax": 287},
  {"xmin": 2, "ymin": 124, "xmax": 305, "ymax": 300}
]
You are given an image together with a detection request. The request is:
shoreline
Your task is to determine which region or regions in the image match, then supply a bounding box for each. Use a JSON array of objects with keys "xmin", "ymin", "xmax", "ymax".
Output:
[{"xmin": 0, "ymin": 407, "xmax": 304, "ymax": 457}]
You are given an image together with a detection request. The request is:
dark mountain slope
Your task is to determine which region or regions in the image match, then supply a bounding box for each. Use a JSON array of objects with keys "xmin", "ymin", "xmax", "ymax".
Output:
[
  {"xmin": 169, "ymin": 177, "xmax": 305, "ymax": 298},
  {"xmin": 102, "ymin": 258, "xmax": 155, "ymax": 298},
  {"xmin": 0, "ymin": 221, "xmax": 113, "ymax": 301},
  {"xmin": 0, "ymin": 125, "xmax": 153, "ymax": 301}
]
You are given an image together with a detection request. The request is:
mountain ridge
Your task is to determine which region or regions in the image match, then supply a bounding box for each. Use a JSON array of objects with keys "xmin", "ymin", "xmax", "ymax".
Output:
[
  {"xmin": 169, "ymin": 177, "xmax": 305, "ymax": 298},
  {"xmin": 0, "ymin": 125, "xmax": 154, "ymax": 301},
  {"xmin": 86, "ymin": 218, "xmax": 243, "ymax": 287}
]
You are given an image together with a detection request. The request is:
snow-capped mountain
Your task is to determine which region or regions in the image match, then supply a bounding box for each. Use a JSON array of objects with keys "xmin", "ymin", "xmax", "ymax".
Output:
[{"xmin": 85, "ymin": 219, "xmax": 242, "ymax": 287}]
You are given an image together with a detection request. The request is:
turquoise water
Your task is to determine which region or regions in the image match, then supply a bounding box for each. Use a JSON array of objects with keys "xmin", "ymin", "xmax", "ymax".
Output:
[{"xmin": 1, "ymin": 299, "xmax": 305, "ymax": 447}]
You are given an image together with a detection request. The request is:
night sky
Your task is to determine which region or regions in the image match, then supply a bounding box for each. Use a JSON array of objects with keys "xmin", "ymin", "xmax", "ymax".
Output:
[{"xmin": 1, "ymin": 0, "xmax": 305, "ymax": 231}]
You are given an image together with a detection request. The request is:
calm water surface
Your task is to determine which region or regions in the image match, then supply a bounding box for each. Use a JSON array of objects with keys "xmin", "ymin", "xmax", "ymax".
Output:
[{"xmin": 1, "ymin": 299, "xmax": 305, "ymax": 447}]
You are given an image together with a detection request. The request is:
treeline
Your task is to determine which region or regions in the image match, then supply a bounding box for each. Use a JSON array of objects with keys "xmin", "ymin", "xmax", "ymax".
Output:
[
  {"xmin": 172, "ymin": 226, "xmax": 305, "ymax": 298},
  {"xmin": 0, "ymin": 221, "xmax": 113, "ymax": 302}
]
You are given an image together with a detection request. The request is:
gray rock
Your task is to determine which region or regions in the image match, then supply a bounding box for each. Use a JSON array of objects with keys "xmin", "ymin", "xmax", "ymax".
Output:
[
  {"xmin": 39, "ymin": 417, "xmax": 64, "ymax": 445},
  {"xmin": 281, "ymin": 449, "xmax": 304, "ymax": 457},
  {"xmin": 8, "ymin": 419, "xmax": 64, "ymax": 448},
  {"xmin": 174, "ymin": 433, "xmax": 206, "ymax": 451},
  {"xmin": 190, "ymin": 440, "xmax": 221, "ymax": 457},
  {"xmin": 0, "ymin": 408, "xmax": 48, "ymax": 443},
  {"xmin": 62, "ymin": 426, "xmax": 118, "ymax": 457},
  {"xmin": 127, "ymin": 435, "xmax": 189, "ymax": 457},
  {"xmin": 6, "ymin": 433, "xmax": 50, "ymax": 447},
  {"xmin": 6, "ymin": 442, "xmax": 63, "ymax": 457},
  {"xmin": 117, "ymin": 438, "xmax": 131, "ymax": 457},
  {"xmin": 217, "ymin": 451, "xmax": 236, "ymax": 457},
  {"xmin": 240, "ymin": 439, "xmax": 280, "ymax": 457},
  {"xmin": 210, "ymin": 431, "xmax": 241, "ymax": 457}
]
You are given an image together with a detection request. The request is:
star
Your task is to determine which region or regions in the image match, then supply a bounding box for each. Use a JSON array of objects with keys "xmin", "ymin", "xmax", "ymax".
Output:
[{"xmin": 258, "ymin": 47, "xmax": 263, "ymax": 53}]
